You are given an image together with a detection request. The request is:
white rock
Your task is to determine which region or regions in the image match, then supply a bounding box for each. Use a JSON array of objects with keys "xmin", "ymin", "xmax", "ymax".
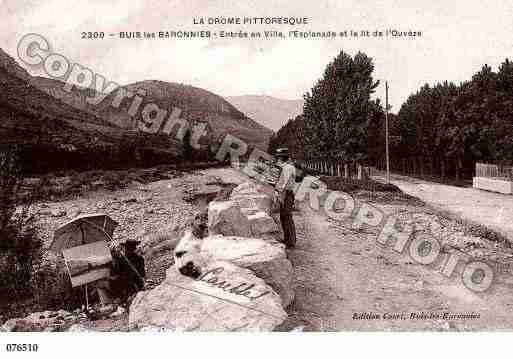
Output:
[
  {"xmin": 129, "ymin": 261, "xmax": 287, "ymax": 331},
  {"xmin": 67, "ymin": 324, "xmax": 93, "ymax": 332},
  {"xmin": 201, "ymin": 235, "xmax": 294, "ymax": 308},
  {"xmin": 201, "ymin": 235, "xmax": 284, "ymax": 263},
  {"xmin": 230, "ymin": 182, "xmax": 260, "ymax": 197},
  {"xmin": 247, "ymin": 211, "xmax": 281, "ymax": 236},
  {"xmin": 207, "ymin": 200, "xmax": 251, "ymax": 237},
  {"xmin": 1, "ymin": 309, "xmax": 73, "ymax": 332},
  {"xmin": 51, "ymin": 209, "xmax": 66, "ymax": 217},
  {"xmin": 109, "ymin": 306, "xmax": 126, "ymax": 318},
  {"xmin": 138, "ymin": 326, "xmax": 174, "ymax": 333},
  {"xmin": 231, "ymin": 194, "xmax": 273, "ymax": 214}
]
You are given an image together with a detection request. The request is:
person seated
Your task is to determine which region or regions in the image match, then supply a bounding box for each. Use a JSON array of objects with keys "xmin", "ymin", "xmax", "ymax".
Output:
[{"xmin": 110, "ymin": 239, "xmax": 146, "ymax": 303}]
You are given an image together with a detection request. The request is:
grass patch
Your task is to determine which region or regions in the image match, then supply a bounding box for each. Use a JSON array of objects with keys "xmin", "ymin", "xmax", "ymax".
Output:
[
  {"xmin": 318, "ymin": 175, "xmax": 424, "ymax": 206},
  {"xmin": 320, "ymin": 175, "xmax": 401, "ymax": 193}
]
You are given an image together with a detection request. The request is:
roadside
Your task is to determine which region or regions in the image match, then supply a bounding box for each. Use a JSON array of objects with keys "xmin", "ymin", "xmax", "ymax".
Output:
[
  {"xmin": 285, "ymin": 191, "xmax": 513, "ymax": 331},
  {"xmin": 372, "ymin": 173, "xmax": 513, "ymax": 242}
]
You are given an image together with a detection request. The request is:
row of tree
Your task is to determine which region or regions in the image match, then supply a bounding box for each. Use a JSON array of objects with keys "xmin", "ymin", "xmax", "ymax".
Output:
[
  {"xmin": 393, "ymin": 60, "xmax": 513, "ymax": 179},
  {"xmin": 269, "ymin": 50, "xmax": 513, "ymax": 180},
  {"xmin": 269, "ymin": 50, "xmax": 384, "ymax": 165},
  {"xmin": 274, "ymin": 51, "xmax": 382, "ymax": 161}
]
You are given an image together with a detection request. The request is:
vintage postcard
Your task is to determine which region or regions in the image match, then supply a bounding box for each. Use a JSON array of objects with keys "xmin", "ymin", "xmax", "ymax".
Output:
[{"xmin": 1, "ymin": 0, "xmax": 513, "ymax": 355}]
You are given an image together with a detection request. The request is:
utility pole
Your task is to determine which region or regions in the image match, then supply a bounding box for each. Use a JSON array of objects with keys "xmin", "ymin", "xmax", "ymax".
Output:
[{"xmin": 385, "ymin": 81, "xmax": 390, "ymax": 184}]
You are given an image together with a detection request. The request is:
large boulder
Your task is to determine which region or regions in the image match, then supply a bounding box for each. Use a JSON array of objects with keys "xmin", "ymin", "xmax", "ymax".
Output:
[
  {"xmin": 201, "ymin": 235, "xmax": 285, "ymax": 265},
  {"xmin": 230, "ymin": 194, "xmax": 273, "ymax": 215},
  {"xmin": 173, "ymin": 232, "xmax": 293, "ymax": 307},
  {"xmin": 230, "ymin": 181, "xmax": 281, "ymax": 214},
  {"xmin": 129, "ymin": 261, "xmax": 287, "ymax": 331},
  {"xmin": 201, "ymin": 235, "xmax": 294, "ymax": 308},
  {"xmin": 247, "ymin": 211, "xmax": 281, "ymax": 237},
  {"xmin": 207, "ymin": 200, "xmax": 251, "ymax": 237},
  {"xmin": 1, "ymin": 310, "xmax": 80, "ymax": 332},
  {"xmin": 230, "ymin": 182, "xmax": 261, "ymax": 197}
]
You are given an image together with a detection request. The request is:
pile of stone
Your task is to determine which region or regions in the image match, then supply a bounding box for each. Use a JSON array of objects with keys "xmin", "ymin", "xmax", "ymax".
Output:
[
  {"xmin": 1, "ymin": 305, "xmax": 127, "ymax": 332},
  {"xmin": 0, "ymin": 310, "xmax": 84, "ymax": 332},
  {"xmin": 129, "ymin": 180, "xmax": 294, "ymax": 331}
]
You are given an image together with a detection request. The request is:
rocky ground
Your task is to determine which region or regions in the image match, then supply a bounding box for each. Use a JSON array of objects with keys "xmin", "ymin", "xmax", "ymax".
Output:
[
  {"xmin": 2, "ymin": 167, "xmax": 247, "ymax": 331},
  {"xmin": 33, "ymin": 167, "xmax": 239, "ymax": 249},
  {"xmin": 373, "ymin": 172, "xmax": 513, "ymax": 242},
  {"xmin": 4, "ymin": 167, "xmax": 513, "ymax": 332}
]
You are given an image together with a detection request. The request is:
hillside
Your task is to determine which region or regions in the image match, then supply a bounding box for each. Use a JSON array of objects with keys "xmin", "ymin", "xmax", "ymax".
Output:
[
  {"xmin": 30, "ymin": 76, "xmax": 103, "ymax": 117},
  {"xmin": 225, "ymin": 95, "xmax": 304, "ymax": 132},
  {"xmin": 93, "ymin": 80, "xmax": 274, "ymax": 150},
  {"xmin": 32, "ymin": 77, "xmax": 274, "ymax": 151},
  {"xmin": 0, "ymin": 49, "xmax": 181, "ymax": 173},
  {"xmin": 0, "ymin": 48, "xmax": 31, "ymax": 82},
  {"xmin": 1, "ymin": 46, "xmax": 274, "ymax": 175}
]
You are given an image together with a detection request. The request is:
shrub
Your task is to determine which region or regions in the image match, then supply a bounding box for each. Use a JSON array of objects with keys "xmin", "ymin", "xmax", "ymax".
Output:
[
  {"xmin": 30, "ymin": 258, "xmax": 83, "ymax": 312},
  {"xmin": 319, "ymin": 175, "xmax": 401, "ymax": 193},
  {"xmin": 0, "ymin": 147, "xmax": 43, "ymax": 301}
]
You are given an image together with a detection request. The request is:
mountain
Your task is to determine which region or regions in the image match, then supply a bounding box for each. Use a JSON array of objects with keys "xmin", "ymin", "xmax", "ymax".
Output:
[
  {"xmin": 0, "ymin": 53, "xmax": 120, "ymax": 146},
  {"xmin": 0, "ymin": 49, "xmax": 181, "ymax": 173},
  {"xmin": 32, "ymin": 79, "xmax": 274, "ymax": 151},
  {"xmin": 94, "ymin": 80, "xmax": 274, "ymax": 150},
  {"xmin": 225, "ymin": 95, "xmax": 304, "ymax": 131},
  {"xmin": 0, "ymin": 48, "xmax": 31, "ymax": 82},
  {"xmin": 0, "ymin": 47, "xmax": 273, "ymax": 173},
  {"xmin": 30, "ymin": 76, "xmax": 102, "ymax": 117}
]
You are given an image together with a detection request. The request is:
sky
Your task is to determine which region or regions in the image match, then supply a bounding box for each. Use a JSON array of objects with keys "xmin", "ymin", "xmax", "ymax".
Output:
[{"xmin": 0, "ymin": 0, "xmax": 512, "ymax": 112}]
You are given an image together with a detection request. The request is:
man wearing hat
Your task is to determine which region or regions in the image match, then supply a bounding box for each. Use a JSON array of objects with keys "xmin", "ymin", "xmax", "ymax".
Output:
[
  {"xmin": 111, "ymin": 238, "xmax": 146, "ymax": 301},
  {"xmin": 274, "ymin": 148, "xmax": 297, "ymax": 248}
]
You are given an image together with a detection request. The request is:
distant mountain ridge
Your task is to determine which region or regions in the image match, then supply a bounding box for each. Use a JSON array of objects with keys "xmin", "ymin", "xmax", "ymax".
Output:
[
  {"xmin": 100, "ymin": 81, "xmax": 273, "ymax": 149},
  {"xmin": 30, "ymin": 76, "xmax": 102, "ymax": 117},
  {"xmin": 33, "ymin": 78, "xmax": 273, "ymax": 150},
  {"xmin": 0, "ymin": 49, "xmax": 180, "ymax": 173},
  {"xmin": 0, "ymin": 48, "xmax": 274, "ymax": 173},
  {"xmin": 225, "ymin": 95, "xmax": 304, "ymax": 132},
  {"xmin": 0, "ymin": 48, "xmax": 31, "ymax": 81}
]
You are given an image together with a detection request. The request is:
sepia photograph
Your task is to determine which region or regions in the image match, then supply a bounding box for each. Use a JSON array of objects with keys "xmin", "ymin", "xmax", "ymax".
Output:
[{"xmin": 0, "ymin": 0, "xmax": 513, "ymax": 357}]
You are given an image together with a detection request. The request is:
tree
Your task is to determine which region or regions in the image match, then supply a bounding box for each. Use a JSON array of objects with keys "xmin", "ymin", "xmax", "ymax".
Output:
[
  {"xmin": 182, "ymin": 129, "xmax": 193, "ymax": 162},
  {"xmin": 392, "ymin": 60, "xmax": 513, "ymax": 180},
  {"xmin": 268, "ymin": 115, "xmax": 307, "ymax": 161},
  {"xmin": 302, "ymin": 50, "xmax": 381, "ymax": 162},
  {"xmin": 0, "ymin": 146, "xmax": 43, "ymax": 300}
]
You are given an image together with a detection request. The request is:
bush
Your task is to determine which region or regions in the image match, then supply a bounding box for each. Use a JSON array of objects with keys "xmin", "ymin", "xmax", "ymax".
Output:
[
  {"xmin": 319, "ymin": 175, "xmax": 401, "ymax": 193},
  {"xmin": 30, "ymin": 258, "xmax": 83, "ymax": 312},
  {"xmin": 0, "ymin": 147, "xmax": 43, "ymax": 302}
]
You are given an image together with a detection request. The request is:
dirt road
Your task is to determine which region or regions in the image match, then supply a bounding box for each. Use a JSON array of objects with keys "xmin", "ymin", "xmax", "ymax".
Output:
[
  {"xmin": 286, "ymin": 200, "xmax": 513, "ymax": 331},
  {"xmin": 373, "ymin": 173, "xmax": 513, "ymax": 242}
]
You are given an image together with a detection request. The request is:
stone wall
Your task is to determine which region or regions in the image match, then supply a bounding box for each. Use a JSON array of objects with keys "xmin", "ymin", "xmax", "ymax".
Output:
[{"xmin": 129, "ymin": 180, "xmax": 294, "ymax": 331}]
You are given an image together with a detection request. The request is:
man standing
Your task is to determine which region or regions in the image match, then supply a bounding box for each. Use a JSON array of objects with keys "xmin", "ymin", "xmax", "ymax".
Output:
[{"xmin": 274, "ymin": 148, "xmax": 297, "ymax": 249}]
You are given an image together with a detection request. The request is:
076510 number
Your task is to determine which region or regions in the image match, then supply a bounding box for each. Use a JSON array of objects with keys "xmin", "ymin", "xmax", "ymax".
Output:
[{"xmin": 6, "ymin": 344, "xmax": 38, "ymax": 352}]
